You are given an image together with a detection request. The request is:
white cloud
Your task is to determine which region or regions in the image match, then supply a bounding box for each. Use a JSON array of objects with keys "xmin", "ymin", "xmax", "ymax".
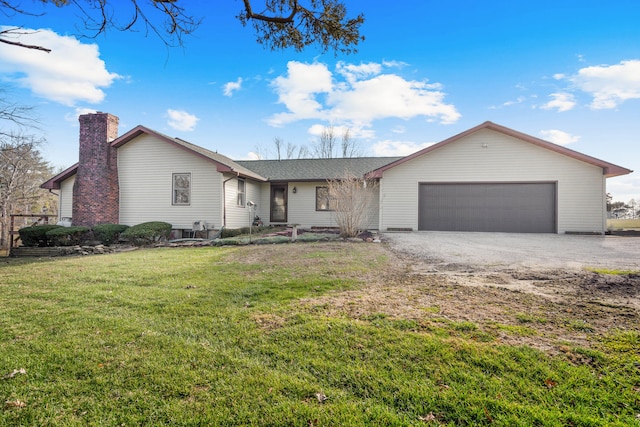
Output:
[
  {"xmin": 541, "ymin": 92, "xmax": 576, "ymax": 112},
  {"xmin": 336, "ymin": 61, "xmax": 382, "ymax": 83},
  {"xmin": 570, "ymin": 59, "xmax": 640, "ymax": 109},
  {"xmin": 268, "ymin": 61, "xmax": 460, "ymax": 128},
  {"xmin": 64, "ymin": 107, "xmax": 98, "ymax": 123},
  {"xmin": 223, "ymin": 78, "xmax": 243, "ymax": 97},
  {"xmin": 0, "ymin": 27, "xmax": 120, "ymax": 106},
  {"xmin": 382, "ymin": 60, "xmax": 408, "ymax": 68},
  {"xmin": 245, "ymin": 151, "xmax": 264, "ymax": 160},
  {"xmin": 166, "ymin": 109, "xmax": 199, "ymax": 132},
  {"xmin": 489, "ymin": 96, "xmax": 526, "ymax": 109},
  {"xmin": 607, "ymin": 175, "xmax": 640, "ymax": 204},
  {"xmin": 269, "ymin": 62, "xmax": 334, "ymax": 126},
  {"xmin": 307, "ymin": 123, "xmax": 375, "ymax": 140},
  {"xmin": 372, "ymin": 140, "xmax": 434, "ymax": 156},
  {"xmin": 539, "ymin": 129, "xmax": 580, "ymax": 145}
]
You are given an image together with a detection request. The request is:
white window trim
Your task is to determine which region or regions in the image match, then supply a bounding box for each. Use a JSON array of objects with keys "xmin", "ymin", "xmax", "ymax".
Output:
[
  {"xmin": 237, "ymin": 178, "xmax": 246, "ymax": 207},
  {"xmin": 172, "ymin": 173, "xmax": 191, "ymax": 206}
]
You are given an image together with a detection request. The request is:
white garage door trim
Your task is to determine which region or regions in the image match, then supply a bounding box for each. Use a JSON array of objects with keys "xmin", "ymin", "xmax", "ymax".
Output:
[{"xmin": 418, "ymin": 182, "xmax": 557, "ymax": 233}]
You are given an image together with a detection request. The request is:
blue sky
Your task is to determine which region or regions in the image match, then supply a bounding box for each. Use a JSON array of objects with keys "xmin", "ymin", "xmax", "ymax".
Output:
[{"xmin": 0, "ymin": 1, "xmax": 639, "ymax": 203}]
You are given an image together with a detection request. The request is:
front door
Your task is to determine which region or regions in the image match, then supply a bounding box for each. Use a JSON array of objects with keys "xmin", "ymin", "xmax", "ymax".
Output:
[{"xmin": 270, "ymin": 184, "xmax": 288, "ymax": 223}]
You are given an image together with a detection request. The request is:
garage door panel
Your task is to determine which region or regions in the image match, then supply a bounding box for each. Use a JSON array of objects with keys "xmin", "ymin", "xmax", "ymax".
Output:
[{"xmin": 419, "ymin": 183, "xmax": 556, "ymax": 233}]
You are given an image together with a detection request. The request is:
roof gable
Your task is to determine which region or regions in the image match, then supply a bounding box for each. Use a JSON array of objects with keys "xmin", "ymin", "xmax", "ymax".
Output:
[
  {"xmin": 111, "ymin": 126, "xmax": 266, "ymax": 181},
  {"xmin": 41, "ymin": 162, "xmax": 79, "ymax": 190},
  {"xmin": 367, "ymin": 121, "xmax": 632, "ymax": 178},
  {"xmin": 236, "ymin": 157, "xmax": 403, "ymax": 181},
  {"xmin": 41, "ymin": 126, "xmax": 267, "ymax": 189}
]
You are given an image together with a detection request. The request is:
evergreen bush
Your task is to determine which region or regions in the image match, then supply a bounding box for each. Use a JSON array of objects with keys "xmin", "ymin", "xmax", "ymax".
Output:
[
  {"xmin": 92, "ymin": 224, "xmax": 129, "ymax": 245},
  {"xmin": 46, "ymin": 226, "xmax": 91, "ymax": 247},
  {"xmin": 120, "ymin": 221, "xmax": 172, "ymax": 245},
  {"xmin": 18, "ymin": 225, "xmax": 62, "ymax": 247}
]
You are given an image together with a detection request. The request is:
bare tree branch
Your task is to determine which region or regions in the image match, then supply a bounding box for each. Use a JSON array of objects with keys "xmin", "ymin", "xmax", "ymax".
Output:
[
  {"xmin": 0, "ymin": 0, "xmax": 363, "ymax": 54},
  {"xmin": 0, "ymin": 29, "xmax": 51, "ymax": 52},
  {"xmin": 327, "ymin": 172, "xmax": 378, "ymax": 237},
  {"xmin": 0, "ymin": 132, "xmax": 52, "ymax": 249},
  {"xmin": 242, "ymin": 0, "xmax": 298, "ymax": 24},
  {"xmin": 314, "ymin": 125, "xmax": 337, "ymax": 158},
  {"xmin": 0, "ymin": 87, "xmax": 41, "ymax": 137}
]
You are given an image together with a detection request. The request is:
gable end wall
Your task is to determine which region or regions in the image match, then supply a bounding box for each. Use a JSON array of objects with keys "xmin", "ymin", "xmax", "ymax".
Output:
[
  {"xmin": 117, "ymin": 134, "xmax": 222, "ymax": 229},
  {"xmin": 379, "ymin": 129, "xmax": 606, "ymax": 233}
]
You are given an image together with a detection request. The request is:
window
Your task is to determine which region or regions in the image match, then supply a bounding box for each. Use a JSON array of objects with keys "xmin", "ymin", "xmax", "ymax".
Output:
[
  {"xmin": 316, "ymin": 186, "xmax": 334, "ymax": 211},
  {"xmin": 237, "ymin": 179, "xmax": 245, "ymax": 207},
  {"xmin": 172, "ymin": 173, "xmax": 191, "ymax": 205}
]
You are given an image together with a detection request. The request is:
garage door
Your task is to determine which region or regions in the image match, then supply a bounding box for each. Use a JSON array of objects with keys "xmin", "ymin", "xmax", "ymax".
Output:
[{"xmin": 418, "ymin": 183, "xmax": 556, "ymax": 233}]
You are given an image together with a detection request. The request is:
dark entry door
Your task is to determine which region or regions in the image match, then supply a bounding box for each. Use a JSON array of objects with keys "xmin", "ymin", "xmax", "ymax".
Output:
[{"xmin": 270, "ymin": 184, "xmax": 288, "ymax": 223}]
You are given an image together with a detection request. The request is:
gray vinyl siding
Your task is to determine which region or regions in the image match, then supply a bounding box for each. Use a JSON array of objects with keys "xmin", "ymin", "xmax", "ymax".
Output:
[
  {"xmin": 58, "ymin": 176, "xmax": 75, "ymax": 219},
  {"xmin": 118, "ymin": 134, "xmax": 221, "ymax": 229},
  {"xmin": 380, "ymin": 129, "xmax": 606, "ymax": 233}
]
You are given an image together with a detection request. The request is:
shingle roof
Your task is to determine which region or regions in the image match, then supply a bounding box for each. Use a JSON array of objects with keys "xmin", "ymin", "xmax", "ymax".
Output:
[
  {"xmin": 236, "ymin": 157, "xmax": 403, "ymax": 181},
  {"xmin": 112, "ymin": 126, "xmax": 267, "ymax": 181},
  {"xmin": 41, "ymin": 126, "xmax": 270, "ymax": 189}
]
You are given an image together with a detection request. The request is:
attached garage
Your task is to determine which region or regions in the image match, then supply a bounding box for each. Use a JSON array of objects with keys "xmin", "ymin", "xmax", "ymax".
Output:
[
  {"xmin": 418, "ymin": 182, "xmax": 556, "ymax": 233},
  {"xmin": 369, "ymin": 121, "xmax": 633, "ymax": 234}
]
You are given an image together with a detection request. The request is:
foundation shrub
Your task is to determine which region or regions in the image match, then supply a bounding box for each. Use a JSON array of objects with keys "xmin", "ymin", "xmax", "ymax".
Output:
[
  {"xmin": 121, "ymin": 221, "xmax": 172, "ymax": 245},
  {"xmin": 92, "ymin": 224, "xmax": 129, "ymax": 245},
  {"xmin": 18, "ymin": 225, "xmax": 62, "ymax": 247},
  {"xmin": 46, "ymin": 226, "xmax": 91, "ymax": 246}
]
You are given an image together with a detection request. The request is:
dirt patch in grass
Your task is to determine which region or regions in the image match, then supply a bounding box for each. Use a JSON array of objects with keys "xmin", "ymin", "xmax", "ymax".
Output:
[{"xmin": 298, "ymin": 243, "xmax": 640, "ymax": 356}]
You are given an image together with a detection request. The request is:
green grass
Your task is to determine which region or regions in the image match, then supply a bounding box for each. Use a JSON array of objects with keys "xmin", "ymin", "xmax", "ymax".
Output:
[
  {"xmin": 0, "ymin": 244, "xmax": 638, "ymax": 426},
  {"xmin": 607, "ymin": 218, "xmax": 640, "ymax": 229},
  {"xmin": 586, "ymin": 267, "xmax": 640, "ymax": 276}
]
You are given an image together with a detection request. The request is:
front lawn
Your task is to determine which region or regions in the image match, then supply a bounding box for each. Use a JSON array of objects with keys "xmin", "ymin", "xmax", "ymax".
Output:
[
  {"xmin": 0, "ymin": 243, "xmax": 638, "ymax": 426},
  {"xmin": 607, "ymin": 218, "xmax": 640, "ymax": 229}
]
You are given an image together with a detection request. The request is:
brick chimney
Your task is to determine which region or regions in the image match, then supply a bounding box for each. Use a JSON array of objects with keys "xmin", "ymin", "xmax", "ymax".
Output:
[{"xmin": 72, "ymin": 112, "xmax": 120, "ymax": 226}]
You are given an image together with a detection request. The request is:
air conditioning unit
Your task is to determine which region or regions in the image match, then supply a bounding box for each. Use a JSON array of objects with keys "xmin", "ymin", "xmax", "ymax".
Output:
[
  {"xmin": 192, "ymin": 220, "xmax": 206, "ymax": 231},
  {"xmin": 57, "ymin": 217, "xmax": 72, "ymax": 227}
]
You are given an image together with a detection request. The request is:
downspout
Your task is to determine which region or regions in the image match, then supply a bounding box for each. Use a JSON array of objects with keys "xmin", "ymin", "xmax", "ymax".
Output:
[{"xmin": 222, "ymin": 172, "xmax": 240, "ymax": 228}]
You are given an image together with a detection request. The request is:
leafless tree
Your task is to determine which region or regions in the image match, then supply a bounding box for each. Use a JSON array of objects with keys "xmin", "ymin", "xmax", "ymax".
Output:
[
  {"xmin": 326, "ymin": 172, "xmax": 378, "ymax": 238},
  {"xmin": 272, "ymin": 136, "xmax": 283, "ymax": 160},
  {"xmin": 296, "ymin": 145, "xmax": 310, "ymax": 159},
  {"xmin": 252, "ymin": 144, "xmax": 269, "ymax": 160},
  {"xmin": 0, "ymin": 87, "xmax": 39, "ymax": 137},
  {"xmin": 340, "ymin": 128, "xmax": 362, "ymax": 158},
  {"xmin": 0, "ymin": 0, "xmax": 364, "ymax": 54},
  {"xmin": 285, "ymin": 142, "xmax": 297, "ymax": 159},
  {"xmin": 0, "ymin": 133, "xmax": 54, "ymax": 249},
  {"xmin": 313, "ymin": 125, "xmax": 337, "ymax": 158}
]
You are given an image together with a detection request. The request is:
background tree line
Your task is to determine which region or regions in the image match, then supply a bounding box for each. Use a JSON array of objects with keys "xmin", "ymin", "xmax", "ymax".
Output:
[
  {"xmin": 0, "ymin": 96, "xmax": 56, "ymax": 250},
  {"xmin": 608, "ymin": 195, "xmax": 639, "ymax": 219},
  {"xmin": 256, "ymin": 126, "xmax": 362, "ymax": 160}
]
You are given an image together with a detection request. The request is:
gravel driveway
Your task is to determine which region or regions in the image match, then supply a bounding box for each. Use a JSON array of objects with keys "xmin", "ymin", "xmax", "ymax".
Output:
[{"xmin": 383, "ymin": 231, "xmax": 640, "ymax": 271}]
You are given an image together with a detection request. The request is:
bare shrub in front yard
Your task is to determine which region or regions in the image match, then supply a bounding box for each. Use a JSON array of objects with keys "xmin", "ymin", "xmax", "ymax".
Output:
[{"xmin": 327, "ymin": 173, "xmax": 378, "ymax": 238}]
